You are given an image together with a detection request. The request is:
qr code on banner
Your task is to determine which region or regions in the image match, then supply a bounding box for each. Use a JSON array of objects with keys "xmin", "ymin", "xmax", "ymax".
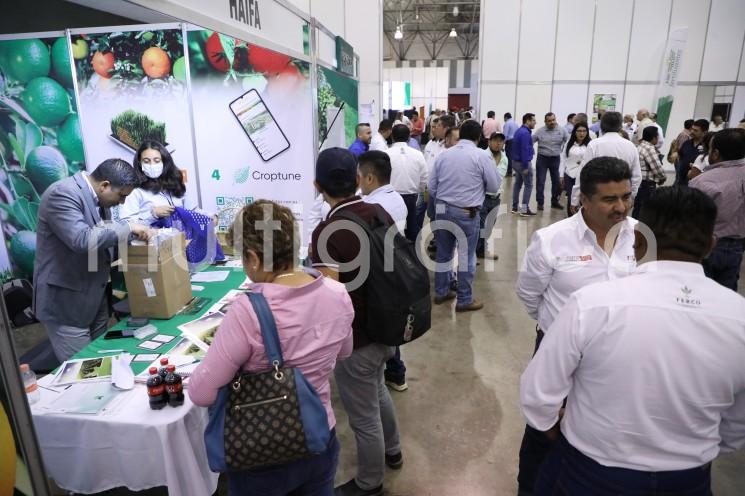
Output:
[{"xmin": 215, "ymin": 197, "xmax": 253, "ymax": 232}]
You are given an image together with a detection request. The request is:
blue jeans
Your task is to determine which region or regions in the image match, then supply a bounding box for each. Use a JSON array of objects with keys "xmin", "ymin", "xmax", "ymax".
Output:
[
  {"xmin": 384, "ymin": 346, "xmax": 406, "ymax": 383},
  {"xmin": 228, "ymin": 430, "xmax": 340, "ymax": 496},
  {"xmin": 512, "ymin": 161, "xmax": 533, "ymax": 212},
  {"xmin": 415, "ymin": 192, "xmax": 427, "ymax": 234},
  {"xmin": 703, "ymin": 237, "xmax": 744, "ymax": 292},
  {"xmin": 536, "ymin": 435, "xmax": 712, "ymax": 496},
  {"xmin": 477, "ymin": 194, "xmax": 501, "ymax": 255},
  {"xmin": 433, "ymin": 202, "xmax": 480, "ymax": 305},
  {"xmin": 535, "ymin": 155, "xmax": 561, "ymax": 207}
]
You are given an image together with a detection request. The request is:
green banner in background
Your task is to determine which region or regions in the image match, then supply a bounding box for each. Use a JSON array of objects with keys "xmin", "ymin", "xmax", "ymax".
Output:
[
  {"xmin": 655, "ymin": 28, "xmax": 687, "ymax": 134},
  {"xmin": 0, "ymin": 35, "xmax": 84, "ymax": 282},
  {"xmin": 317, "ymin": 65, "xmax": 358, "ymax": 148},
  {"xmin": 335, "ymin": 36, "xmax": 354, "ymax": 76}
]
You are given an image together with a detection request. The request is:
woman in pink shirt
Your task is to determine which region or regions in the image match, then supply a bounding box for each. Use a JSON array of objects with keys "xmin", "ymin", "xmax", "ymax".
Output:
[{"xmin": 189, "ymin": 200, "xmax": 354, "ymax": 496}]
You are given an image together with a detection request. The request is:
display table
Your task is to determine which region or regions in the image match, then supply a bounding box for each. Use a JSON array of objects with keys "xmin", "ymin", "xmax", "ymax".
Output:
[{"xmin": 31, "ymin": 266, "xmax": 247, "ymax": 495}]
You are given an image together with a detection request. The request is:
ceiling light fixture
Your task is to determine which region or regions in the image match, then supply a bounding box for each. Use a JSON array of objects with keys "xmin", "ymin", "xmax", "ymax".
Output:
[
  {"xmin": 394, "ymin": 26, "xmax": 403, "ymax": 39},
  {"xmin": 449, "ymin": 27, "xmax": 457, "ymax": 38},
  {"xmin": 453, "ymin": 6, "xmax": 459, "ymax": 16}
]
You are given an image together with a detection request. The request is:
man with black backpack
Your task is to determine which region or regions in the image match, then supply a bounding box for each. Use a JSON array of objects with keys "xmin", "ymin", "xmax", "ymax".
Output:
[{"xmin": 311, "ymin": 147, "xmax": 421, "ymax": 496}]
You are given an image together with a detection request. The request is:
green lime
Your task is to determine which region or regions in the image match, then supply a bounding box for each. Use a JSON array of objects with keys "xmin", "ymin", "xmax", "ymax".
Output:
[
  {"xmin": 22, "ymin": 76, "xmax": 71, "ymax": 127},
  {"xmin": 26, "ymin": 145, "xmax": 68, "ymax": 194},
  {"xmin": 173, "ymin": 56, "xmax": 186, "ymax": 81},
  {"xmin": 57, "ymin": 114, "xmax": 85, "ymax": 163},
  {"xmin": 51, "ymin": 37, "xmax": 74, "ymax": 88},
  {"xmin": 142, "ymin": 32, "xmax": 154, "ymax": 42},
  {"xmin": 9, "ymin": 230, "xmax": 36, "ymax": 278},
  {"xmin": 5, "ymin": 39, "xmax": 50, "ymax": 83}
]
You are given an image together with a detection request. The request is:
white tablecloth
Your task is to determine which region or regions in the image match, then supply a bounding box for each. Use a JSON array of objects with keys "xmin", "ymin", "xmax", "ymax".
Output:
[{"xmin": 31, "ymin": 375, "xmax": 219, "ymax": 496}]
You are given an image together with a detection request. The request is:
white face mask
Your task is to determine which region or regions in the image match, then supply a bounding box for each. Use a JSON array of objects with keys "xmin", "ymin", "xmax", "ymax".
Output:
[{"xmin": 142, "ymin": 162, "xmax": 164, "ymax": 179}]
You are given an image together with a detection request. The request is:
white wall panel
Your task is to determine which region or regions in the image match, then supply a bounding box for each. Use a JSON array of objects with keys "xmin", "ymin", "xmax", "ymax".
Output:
[
  {"xmin": 552, "ymin": 84, "xmax": 589, "ymax": 124},
  {"xmin": 623, "ymin": 85, "xmax": 657, "ymax": 116},
  {"xmin": 480, "ymin": 0, "xmax": 520, "ymax": 81},
  {"xmin": 481, "ymin": 83, "xmax": 517, "ymax": 117},
  {"xmin": 518, "ymin": 0, "xmax": 558, "ymax": 82},
  {"xmin": 344, "ymin": 0, "xmax": 381, "ymax": 124},
  {"xmin": 311, "ymin": 0, "xmax": 345, "ymax": 38},
  {"xmin": 587, "ymin": 84, "xmax": 625, "ymax": 117},
  {"xmin": 626, "ymin": 0, "xmax": 671, "ymax": 82},
  {"xmin": 590, "ymin": 0, "xmax": 633, "ymax": 81},
  {"xmin": 731, "ymin": 86, "xmax": 745, "ymax": 125},
  {"xmin": 516, "ymin": 85, "xmax": 552, "ymax": 124},
  {"xmin": 700, "ymin": 0, "xmax": 745, "ymax": 82},
  {"xmin": 739, "ymin": 39, "xmax": 745, "ymax": 82},
  {"xmin": 553, "ymin": 0, "xmax": 594, "ymax": 81},
  {"xmin": 668, "ymin": 0, "xmax": 711, "ymax": 83},
  {"xmin": 693, "ymin": 85, "xmax": 715, "ymax": 119}
]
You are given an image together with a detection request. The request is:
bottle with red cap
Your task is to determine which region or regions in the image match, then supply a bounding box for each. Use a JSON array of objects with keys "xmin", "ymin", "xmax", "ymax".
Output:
[
  {"xmin": 164, "ymin": 364, "xmax": 184, "ymax": 407},
  {"xmin": 158, "ymin": 357, "xmax": 169, "ymax": 380},
  {"xmin": 146, "ymin": 366, "xmax": 167, "ymax": 410}
]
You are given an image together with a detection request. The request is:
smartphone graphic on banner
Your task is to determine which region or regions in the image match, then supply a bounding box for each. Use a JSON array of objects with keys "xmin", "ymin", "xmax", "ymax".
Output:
[{"xmin": 228, "ymin": 89, "xmax": 291, "ymax": 162}]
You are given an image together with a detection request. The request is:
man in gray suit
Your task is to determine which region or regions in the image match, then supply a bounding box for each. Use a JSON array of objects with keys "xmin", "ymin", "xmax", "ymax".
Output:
[{"xmin": 34, "ymin": 159, "xmax": 151, "ymax": 361}]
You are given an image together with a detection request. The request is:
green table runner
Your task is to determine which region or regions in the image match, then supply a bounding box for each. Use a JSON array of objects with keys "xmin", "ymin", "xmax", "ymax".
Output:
[{"xmin": 72, "ymin": 266, "xmax": 247, "ymax": 375}]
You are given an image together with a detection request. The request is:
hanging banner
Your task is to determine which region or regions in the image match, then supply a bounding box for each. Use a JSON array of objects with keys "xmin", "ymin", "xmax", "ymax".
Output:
[
  {"xmin": 655, "ymin": 27, "xmax": 687, "ymax": 134},
  {"xmin": 335, "ymin": 36, "xmax": 354, "ymax": 76},
  {"xmin": 592, "ymin": 93, "xmax": 617, "ymax": 123},
  {"xmin": 70, "ymin": 25, "xmax": 199, "ymax": 203},
  {"xmin": 0, "ymin": 33, "xmax": 85, "ymax": 280},
  {"xmin": 317, "ymin": 65, "xmax": 359, "ymax": 149},
  {"xmin": 187, "ymin": 29, "xmax": 315, "ymax": 251}
]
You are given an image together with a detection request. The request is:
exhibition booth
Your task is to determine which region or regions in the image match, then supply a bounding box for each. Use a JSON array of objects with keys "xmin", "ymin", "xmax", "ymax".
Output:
[{"xmin": 0, "ymin": 1, "xmax": 365, "ymax": 494}]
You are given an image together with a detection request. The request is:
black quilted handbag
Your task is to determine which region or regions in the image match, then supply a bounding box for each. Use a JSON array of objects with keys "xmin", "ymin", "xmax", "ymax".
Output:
[{"xmin": 204, "ymin": 292, "xmax": 331, "ymax": 472}]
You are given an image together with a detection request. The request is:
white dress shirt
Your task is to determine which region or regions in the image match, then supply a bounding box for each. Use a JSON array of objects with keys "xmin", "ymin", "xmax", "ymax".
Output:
[
  {"xmin": 559, "ymin": 143, "xmax": 587, "ymax": 179},
  {"xmin": 711, "ymin": 123, "xmax": 725, "ymax": 132},
  {"xmin": 521, "ymin": 261, "xmax": 745, "ymax": 471},
  {"xmin": 119, "ymin": 187, "xmax": 199, "ymax": 225},
  {"xmin": 570, "ymin": 132, "xmax": 642, "ymax": 206},
  {"xmin": 386, "ymin": 142, "xmax": 428, "ymax": 195},
  {"xmin": 423, "ymin": 139, "xmax": 444, "ymax": 177},
  {"xmin": 362, "ymin": 184, "xmax": 407, "ymax": 233},
  {"xmin": 653, "ymin": 122, "xmax": 665, "ymax": 150},
  {"xmin": 307, "ymin": 193, "xmax": 331, "ymax": 235},
  {"xmin": 369, "ymin": 132, "xmax": 389, "ymax": 152},
  {"xmin": 516, "ymin": 211, "xmax": 637, "ymax": 331}
]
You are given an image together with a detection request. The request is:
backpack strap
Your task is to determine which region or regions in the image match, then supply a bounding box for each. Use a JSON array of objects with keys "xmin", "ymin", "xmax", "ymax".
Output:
[
  {"xmin": 335, "ymin": 204, "xmax": 391, "ymax": 231},
  {"xmin": 246, "ymin": 292, "xmax": 284, "ymax": 368}
]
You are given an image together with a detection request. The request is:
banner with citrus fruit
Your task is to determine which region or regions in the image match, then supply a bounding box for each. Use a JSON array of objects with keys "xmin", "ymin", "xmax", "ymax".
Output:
[
  {"xmin": 69, "ymin": 25, "xmax": 199, "ymax": 204},
  {"xmin": 186, "ymin": 29, "xmax": 316, "ymax": 252},
  {"xmin": 317, "ymin": 65, "xmax": 359, "ymax": 149},
  {"xmin": 0, "ymin": 33, "xmax": 85, "ymax": 283}
]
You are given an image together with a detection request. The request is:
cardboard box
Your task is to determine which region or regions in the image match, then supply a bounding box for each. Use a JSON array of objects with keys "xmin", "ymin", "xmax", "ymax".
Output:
[{"xmin": 123, "ymin": 231, "xmax": 193, "ymax": 319}]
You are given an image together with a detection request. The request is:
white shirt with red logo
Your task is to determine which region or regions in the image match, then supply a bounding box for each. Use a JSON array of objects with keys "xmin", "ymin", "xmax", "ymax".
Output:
[{"xmin": 516, "ymin": 210, "xmax": 637, "ymax": 331}]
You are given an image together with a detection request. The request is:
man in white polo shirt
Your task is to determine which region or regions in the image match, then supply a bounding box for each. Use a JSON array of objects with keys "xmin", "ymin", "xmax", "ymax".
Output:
[
  {"xmin": 515, "ymin": 156, "xmax": 638, "ymax": 494},
  {"xmin": 386, "ymin": 124, "xmax": 427, "ymax": 242},
  {"xmin": 521, "ymin": 186, "xmax": 745, "ymax": 495}
]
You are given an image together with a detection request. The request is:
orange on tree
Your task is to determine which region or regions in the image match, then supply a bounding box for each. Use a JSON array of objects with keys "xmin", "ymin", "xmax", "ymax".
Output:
[
  {"xmin": 92, "ymin": 51, "xmax": 114, "ymax": 79},
  {"xmin": 141, "ymin": 46, "xmax": 171, "ymax": 78}
]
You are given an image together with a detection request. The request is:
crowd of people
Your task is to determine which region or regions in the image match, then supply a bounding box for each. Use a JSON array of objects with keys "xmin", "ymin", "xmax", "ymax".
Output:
[{"xmin": 31, "ymin": 97, "xmax": 745, "ymax": 495}]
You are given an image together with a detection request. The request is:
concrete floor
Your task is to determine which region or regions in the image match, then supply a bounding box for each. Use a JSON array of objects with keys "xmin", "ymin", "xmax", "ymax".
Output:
[{"xmin": 11, "ymin": 175, "xmax": 745, "ymax": 495}]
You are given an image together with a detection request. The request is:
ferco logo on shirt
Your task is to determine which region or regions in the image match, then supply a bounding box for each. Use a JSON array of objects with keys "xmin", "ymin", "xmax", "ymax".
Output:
[
  {"xmin": 675, "ymin": 286, "xmax": 702, "ymax": 307},
  {"xmin": 561, "ymin": 255, "xmax": 592, "ymax": 262}
]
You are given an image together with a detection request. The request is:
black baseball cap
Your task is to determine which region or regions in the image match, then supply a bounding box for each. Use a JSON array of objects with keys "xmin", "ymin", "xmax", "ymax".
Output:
[{"xmin": 315, "ymin": 147, "xmax": 358, "ymax": 191}]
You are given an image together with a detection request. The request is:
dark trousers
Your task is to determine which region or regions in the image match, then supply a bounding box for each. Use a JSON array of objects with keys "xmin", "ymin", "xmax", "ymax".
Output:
[
  {"xmin": 400, "ymin": 193, "xmax": 419, "ymax": 242},
  {"xmin": 518, "ymin": 327, "xmax": 550, "ymax": 491},
  {"xmin": 563, "ymin": 175, "xmax": 576, "ymax": 217},
  {"xmin": 675, "ymin": 161, "xmax": 690, "ymax": 186},
  {"xmin": 632, "ymin": 179, "xmax": 657, "ymax": 219},
  {"xmin": 535, "ymin": 155, "xmax": 561, "ymax": 207},
  {"xmin": 505, "ymin": 140, "xmax": 514, "ymax": 175},
  {"xmin": 536, "ymin": 434, "xmax": 712, "ymax": 496},
  {"xmin": 384, "ymin": 346, "xmax": 406, "ymax": 383},
  {"xmin": 476, "ymin": 194, "xmax": 501, "ymax": 255},
  {"xmin": 703, "ymin": 237, "xmax": 745, "ymax": 292},
  {"xmin": 228, "ymin": 430, "xmax": 339, "ymax": 496}
]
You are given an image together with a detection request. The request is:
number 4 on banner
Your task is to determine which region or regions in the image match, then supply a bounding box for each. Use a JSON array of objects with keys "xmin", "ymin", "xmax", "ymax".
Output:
[{"xmin": 212, "ymin": 169, "xmax": 221, "ymax": 180}]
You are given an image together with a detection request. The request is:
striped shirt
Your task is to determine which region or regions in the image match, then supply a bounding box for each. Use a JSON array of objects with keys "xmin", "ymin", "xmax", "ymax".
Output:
[{"xmin": 638, "ymin": 141, "xmax": 666, "ymax": 183}]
